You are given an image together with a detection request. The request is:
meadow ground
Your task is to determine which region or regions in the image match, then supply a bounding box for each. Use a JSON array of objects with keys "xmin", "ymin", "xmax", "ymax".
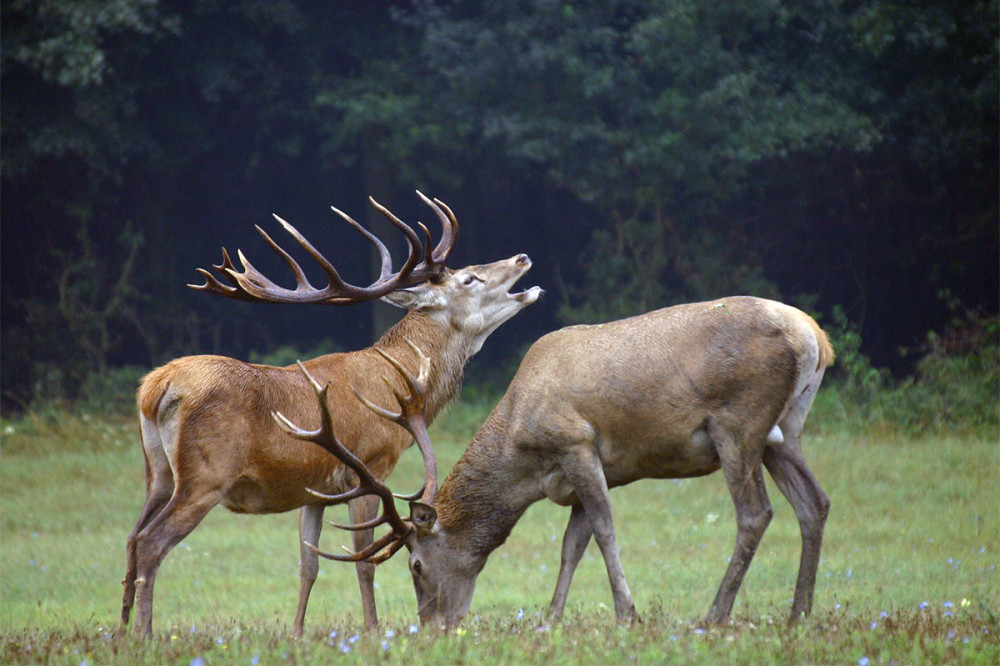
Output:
[{"xmin": 1, "ymin": 399, "xmax": 997, "ymax": 664}]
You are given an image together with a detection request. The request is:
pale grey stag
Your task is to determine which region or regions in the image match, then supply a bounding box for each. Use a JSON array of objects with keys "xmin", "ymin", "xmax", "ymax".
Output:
[
  {"xmin": 118, "ymin": 193, "xmax": 541, "ymax": 637},
  {"xmin": 291, "ymin": 296, "xmax": 834, "ymax": 629}
]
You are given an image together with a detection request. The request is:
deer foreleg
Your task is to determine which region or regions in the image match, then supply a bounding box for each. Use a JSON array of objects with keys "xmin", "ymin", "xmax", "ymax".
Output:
[
  {"xmin": 547, "ymin": 503, "xmax": 592, "ymax": 622},
  {"xmin": 560, "ymin": 447, "xmax": 638, "ymax": 625},
  {"xmin": 293, "ymin": 504, "xmax": 325, "ymax": 637},
  {"xmin": 349, "ymin": 495, "xmax": 380, "ymax": 631}
]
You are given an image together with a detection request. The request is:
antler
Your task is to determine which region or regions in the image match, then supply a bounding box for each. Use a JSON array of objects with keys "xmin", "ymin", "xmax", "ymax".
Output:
[
  {"xmin": 189, "ymin": 191, "xmax": 459, "ymax": 305},
  {"xmin": 272, "ymin": 341, "xmax": 437, "ymax": 564}
]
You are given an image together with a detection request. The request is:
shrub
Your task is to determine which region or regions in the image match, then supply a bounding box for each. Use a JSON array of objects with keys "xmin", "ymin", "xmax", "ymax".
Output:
[
  {"xmin": 819, "ymin": 306, "xmax": 998, "ymax": 436},
  {"xmin": 247, "ymin": 338, "xmax": 341, "ymax": 367},
  {"xmin": 884, "ymin": 311, "xmax": 999, "ymax": 433}
]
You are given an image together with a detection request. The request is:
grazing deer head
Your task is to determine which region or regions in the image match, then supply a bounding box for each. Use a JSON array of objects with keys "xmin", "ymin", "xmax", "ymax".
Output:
[
  {"xmin": 305, "ymin": 296, "xmax": 834, "ymax": 631},
  {"xmin": 119, "ymin": 193, "xmax": 541, "ymax": 638}
]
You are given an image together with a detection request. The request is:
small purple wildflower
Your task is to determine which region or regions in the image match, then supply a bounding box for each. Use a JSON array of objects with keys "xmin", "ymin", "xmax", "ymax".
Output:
[
  {"xmin": 858, "ymin": 658, "xmax": 870, "ymax": 666},
  {"xmin": 409, "ymin": 624, "xmax": 419, "ymax": 634},
  {"xmin": 870, "ymin": 621, "xmax": 878, "ymax": 630},
  {"xmin": 190, "ymin": 658, "xmax": 207, "ymax": 666},
  {"xmin": 919, "ymin": 601, "xmax": 929, "ymax": 610},
  {"xmin": 943, "ymin": 601, "xmax": 954, "ymax": 608}
]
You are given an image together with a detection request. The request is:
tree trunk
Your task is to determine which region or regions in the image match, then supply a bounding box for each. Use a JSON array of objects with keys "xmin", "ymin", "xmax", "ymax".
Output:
[{"xmin": 362, "ymin": 132, "xmax": 403, "ymax": 342}]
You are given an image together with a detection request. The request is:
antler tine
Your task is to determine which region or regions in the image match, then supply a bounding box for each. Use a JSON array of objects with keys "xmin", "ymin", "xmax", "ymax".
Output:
[
  {"xmin": 325, "ymin": 514, "xmax": 389, "ymax": 531},
  {"xmin": 416, "ymin": 190, "xmax": 458, "ymax": 264},
  {"xmin": 254, "ymin": 224, "xmax": 315, "ymax": 292},
  {"xmin": 305, "ymin": 530, "xmax": 410, "ymax": 564},
  {"xmin": 188, "ymin": 249, "xmax": 259, "ymax": 301},
  {"xmin": 417, "ymin": 222, "xmax": 434, "ymax": 267},
  {"xmin": 270, "ymin": 214, "xmax": 358, "ymax": 298},
  {"xmin": 366, "ymin": 197, "xmax": 424, "ymax": 283},
  {"xmin": 330, "ymin": 204, "xmax": 397, "ymax": 284},
  {"xmin": 302, "ymin": 485, "xmax": 367, "ymax": 503}
]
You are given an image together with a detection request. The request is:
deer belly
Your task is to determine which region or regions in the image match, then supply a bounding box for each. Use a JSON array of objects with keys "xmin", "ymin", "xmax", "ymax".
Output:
[
  {"xmin": 221, "ymin": 477, "xmax": 312, "ymax": 514},
  {"xmin": 601, "ymin": 428, "xmax": 721, "ymax": 484},
  {"xmin": 221, "ymin": 478, "xmax": 274, "ymax": 514}
]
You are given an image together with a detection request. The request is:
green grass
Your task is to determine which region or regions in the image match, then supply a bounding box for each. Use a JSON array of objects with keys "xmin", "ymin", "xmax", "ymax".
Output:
[{"xmin": 1, "ymin": 402, "xmax": 998, "ymax": 664}]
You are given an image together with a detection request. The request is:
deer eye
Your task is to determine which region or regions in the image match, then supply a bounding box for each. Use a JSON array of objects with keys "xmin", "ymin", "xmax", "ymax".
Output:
[
  {"xmin": 462, "ymin": 273, "xmax": 484, "ymax": 286},
  {"xmin": 412, "ymin": 559, "xmax": 422, "ymax": 574}
]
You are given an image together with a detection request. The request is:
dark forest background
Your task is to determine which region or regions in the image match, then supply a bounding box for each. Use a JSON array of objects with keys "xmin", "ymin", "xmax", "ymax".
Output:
[{"xmin": 2, "ymin": 0, "xmax": 997, "ymax": 414}]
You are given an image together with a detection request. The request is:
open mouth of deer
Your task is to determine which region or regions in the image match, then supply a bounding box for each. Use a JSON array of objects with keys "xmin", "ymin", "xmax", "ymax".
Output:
[{"xmin": 508, "ymin": 254, "xmax": 543, "ymax": 303}]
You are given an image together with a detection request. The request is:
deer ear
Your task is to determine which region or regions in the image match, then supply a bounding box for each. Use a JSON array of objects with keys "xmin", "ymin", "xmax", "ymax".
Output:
[
  {"xmin": 382, "ymin": 286, "xmax": 446, "ymax": 311},
  {"xmin": 409, "ymin": 501, "xmax": 438, "ymax": 535}
]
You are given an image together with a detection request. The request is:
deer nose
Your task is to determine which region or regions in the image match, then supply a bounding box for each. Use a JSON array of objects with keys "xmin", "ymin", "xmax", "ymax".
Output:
[{"xmin": 515, "ymin": 254, "xmax": 531, "ymax": 265}]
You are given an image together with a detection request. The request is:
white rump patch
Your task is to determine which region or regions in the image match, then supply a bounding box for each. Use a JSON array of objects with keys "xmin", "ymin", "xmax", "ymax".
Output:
[{"xmin": 766, "ymin": 424, "xmax": 784, "ymax": 445}]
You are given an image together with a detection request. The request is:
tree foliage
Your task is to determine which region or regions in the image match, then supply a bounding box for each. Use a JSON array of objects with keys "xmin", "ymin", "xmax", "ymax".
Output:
[{"xmin": 1, "ymin": 0, "xmax": 996, "ymax": 410}]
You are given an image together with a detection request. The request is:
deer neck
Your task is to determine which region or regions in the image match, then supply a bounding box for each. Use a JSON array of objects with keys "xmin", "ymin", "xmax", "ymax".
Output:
[
  {"xmin": 432, "ymin": 412, "xmax": 536, "ymax": 556},
  {"xmin": 372, "ymin": 311, "xmax": 472, "ymax": 422}
]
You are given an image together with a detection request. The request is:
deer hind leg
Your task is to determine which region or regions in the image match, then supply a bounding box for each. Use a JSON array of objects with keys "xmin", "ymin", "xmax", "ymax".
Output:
[
  {"xmin": 706, "ymin": 424, "xmax": 773, "ymax": 624},
  {"xmin": 560, "ymin": 445, "xmax": 638, "ymax": 625},
  {"xmin": 763, "ymin": 443, "xmax": 828, "ymax": 623},
  {"xmin": 547, "ymin": 502, "xmax": 592, "ymax": 622},
  {"xmin": 764, "ymin": 370, "xmax": 830, "ymax": 623},
  {"xmin": 120, "ymin": 419, "xmax": 175, "ymax": 633},
  {"xmin": 293, "ymin": 503, "xmax": 325, "ymax": 638},
  {"xmin": 131, "ymin": 484, "xmax": 222, "ymax": 637}
]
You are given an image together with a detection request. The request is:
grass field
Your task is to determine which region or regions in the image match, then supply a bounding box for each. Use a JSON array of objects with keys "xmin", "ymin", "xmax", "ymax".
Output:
[{"xmin": 1, "ymin": 399, "xmax": 997, "ymax": 664}]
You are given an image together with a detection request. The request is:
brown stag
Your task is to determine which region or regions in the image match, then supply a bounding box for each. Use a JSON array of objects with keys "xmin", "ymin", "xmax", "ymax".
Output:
[
  {"xmin": 294, "ymin": 296, "xmax": 834, "ymax": 630},
  {"xmin": 118, "ymin": 192, "xmax": 541, "ymax": 637}
]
